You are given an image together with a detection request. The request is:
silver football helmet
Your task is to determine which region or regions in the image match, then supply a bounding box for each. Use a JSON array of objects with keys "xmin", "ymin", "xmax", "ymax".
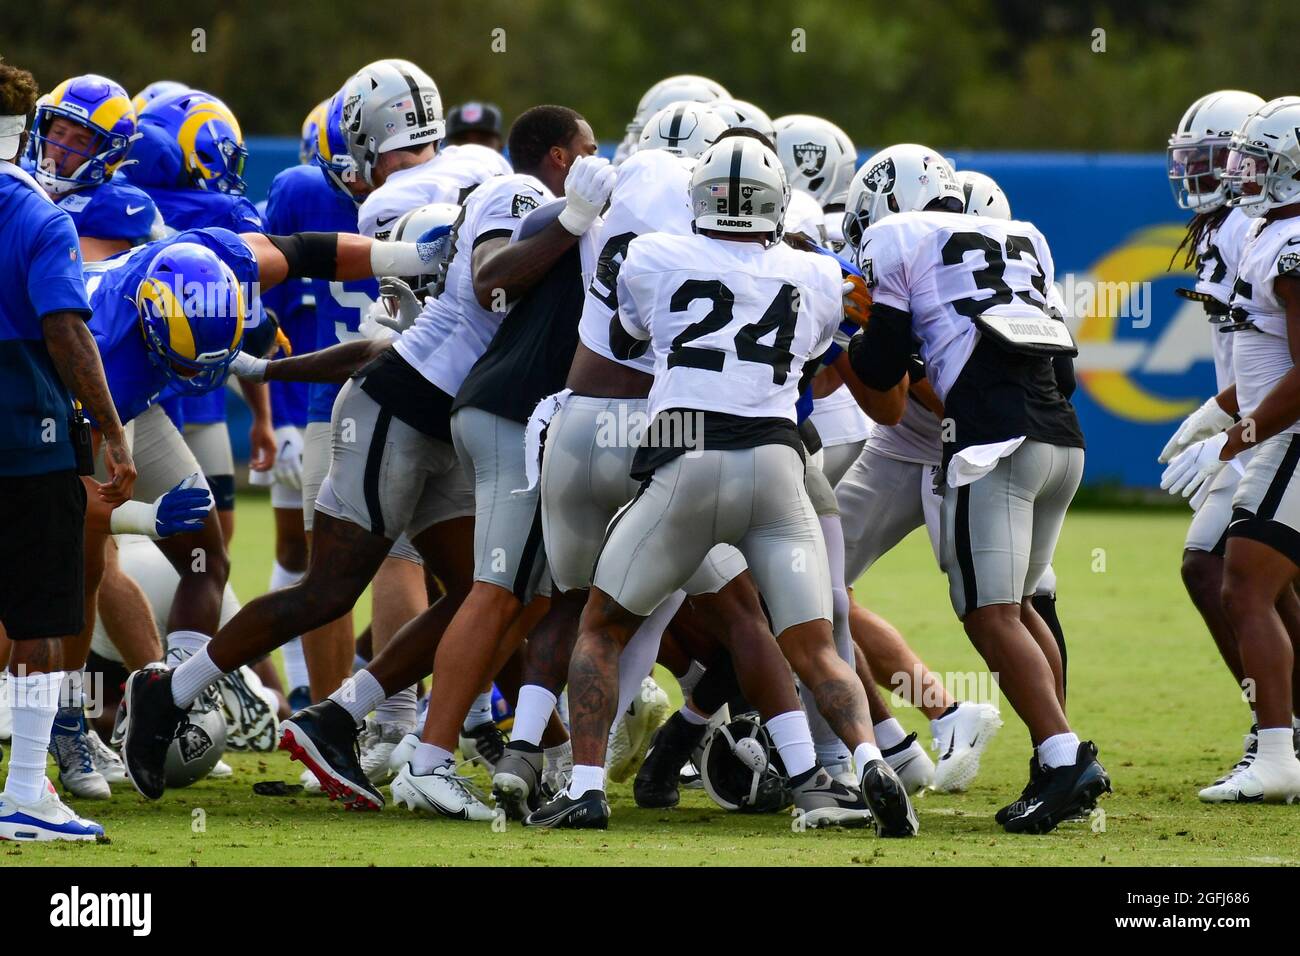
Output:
[
  {"xmin": 956, "ymin": 169, "xmax": 1012, "ymax": 220},
  {"xmin": 340, "ymin": 59, "xmax": 444, "ymax": 186},
  {"xmin": 690, "ymin": 135, "xmax": 789, "ymax": 242},
  {"xmin": 773, "ymin": 114, "xmax": 856, "ymax": 207},
  {"xmin": 709, "ymin": 99, "xmax": 777, "ymax": 143},
  {"xmin": 1224, "ymin": 96, "xmax": 1300, "ymax": 218},
  {"xmin": 385, "ymin": 200, "xmax": 461, "ymax": 299},
  {"xmin": 165, "ymin": 692, "xmax": 227, "ymax": 788},
  {"xmin": 616, "ymin": 74, "xmax": 729, "ymax": 163},
  {"xmin": 842, "ymin": 143, "xmax": 962, "ymax": 249},
  {"xmin": 700, "ymin": 713, "xmax": 791, "ymax": 813},
  {"xmin": 1168, "ymin": 89, "xmax": 1265, "ymax": 211},
  {"xmin": 638, "ymin": 102, "xmax": 728, "ymax": 160}
]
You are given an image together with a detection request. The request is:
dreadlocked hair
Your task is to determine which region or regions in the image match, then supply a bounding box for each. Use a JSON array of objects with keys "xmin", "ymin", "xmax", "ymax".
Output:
[{"xmin": 1170, "ymin": 206, "xmax": 1230, "ymax": 272}]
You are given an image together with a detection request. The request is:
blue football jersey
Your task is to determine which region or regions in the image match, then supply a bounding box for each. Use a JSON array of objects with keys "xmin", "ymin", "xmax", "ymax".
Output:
[
  {"xmin": 54, "ymin": 175, "xmax": 160, "ymax": 243},
  {"xmin": 85, "ymin": 228, "xmax": 259, "ymax": 426},
  {"xmin": 263, "ymin": 163, "xmax": 376, "ymax": 423}
]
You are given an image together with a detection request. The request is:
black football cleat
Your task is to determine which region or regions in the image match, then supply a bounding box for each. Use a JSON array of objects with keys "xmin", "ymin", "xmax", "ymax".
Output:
[
  {"xmin": 459, "ymin": 720, "xmax": 507, "ymax": 772},
  {"xmin": 634, "ymin": 711, "xmax": 708, "ymax": 809},
  {"xmin": 1002, "ymin": 741, "xmax": 1111, "ymax": 835},
  {"xmin": 524, "ymin": 787, "xmax": 610, "ymax": 829},
  {"xmin": 995, "ymin": 754, "xmax": 1045, "ymax": 825},
  {"xmin": 120, "ymin": 665, "xmax": 187, "ymax": 800},
  {"xmin": 858, "ymin": 759, "xmax": 919, "ymax": 837},
  {"xmin": 789, "ymin": 765, "xmax": 873, "ymax": 828},
  {"xmin": 280, "ymin": 701, "xmax": 384, "ymax": 811}
]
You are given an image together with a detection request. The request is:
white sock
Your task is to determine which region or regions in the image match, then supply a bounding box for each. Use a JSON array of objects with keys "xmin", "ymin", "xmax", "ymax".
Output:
[
  {"xmin": 853, "ymin": 741, "xmax": 883, "ymax": 771},
  {"xmin": 677, "ymin": 660, "xmax": 706, "ymax": 699},
  {"xmin": 58, "ymin": 669, "xmax": 85, "ymax": 712},
  {"xmin": 171, "ymin": 648, "xmax": 224, "ymax": 708},
  {"xmin": 1038, "ymin": 732, "xmax": 1081, "ymax": 769},
  {"xmin": 281, "ymin": 637, "xmax": 308, "ymax": 691},
  {"xmin": 329, "ymin": 670, "xmax": 387, "ymax": 726},
  {"xmin": 678, "ymin": 704, "xmax": 709, "ymax": 727},
  {"xmin": 873, "ymin": 717, "xmax": 907, "ymax": 751},
  {"xmin": 1257, "ymin": 727, "xmax": 1297, "ymax": 762},
  {"xmin": 544, "ymin": 739, "xmax": 572, "ymax": 772},
  {"xmin": 569, "ymin": 763, "xmax": 605, "ymax": 797},
  {"xmin": 373, "ymin": 686, "xmax": 417, "ymax": 730},
  {"xmin": 766, "ymin": 710, "xmax": 817, "ymax": 777},
  {"xmin": 465, "ymin": 690, "xmax": 493, "ymax": 730},
  {"xmin": 2, "ymin": 671, "xmax": 63, "ymax": 804},
  {"xmin": 512, "ymin": 685, "xmax": 557, "ymax": 747},
  {"xmin": 167, "ymin": 629, "xmax": 210, "ymax": 659},
  {"xmin": 410, "ymin": 742, "xmax": 455, "ymax": 775},
  {"xmin": 615, "ymin": 590, "xmax": 682, "ymax": 715}
]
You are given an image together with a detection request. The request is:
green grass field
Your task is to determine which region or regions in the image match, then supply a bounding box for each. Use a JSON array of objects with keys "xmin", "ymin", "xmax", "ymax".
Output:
[{"xmin": 8, "ymin": 493, "xmax": 1298, "ymax": 866}]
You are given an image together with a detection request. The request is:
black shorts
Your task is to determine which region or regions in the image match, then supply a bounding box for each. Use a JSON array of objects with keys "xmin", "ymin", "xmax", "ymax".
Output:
[{"xmin": 0, "ymin": 470, "xmax": 86, "ymax": 639}]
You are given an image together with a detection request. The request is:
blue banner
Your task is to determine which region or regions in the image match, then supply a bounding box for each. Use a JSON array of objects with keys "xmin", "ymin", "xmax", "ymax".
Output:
[{"xmin": 237, "ymin": 140, "xmax": 1210, "ymax": 487}]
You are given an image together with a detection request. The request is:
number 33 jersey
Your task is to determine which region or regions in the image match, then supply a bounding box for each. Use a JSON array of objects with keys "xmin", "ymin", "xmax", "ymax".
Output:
[
  {"xmin": 615, "ymin": 231, "xmax": 843, "ymax": 422},
  {"xmin": 859, "ymin": 210, "xmax": 1060, "ymax": 402}
]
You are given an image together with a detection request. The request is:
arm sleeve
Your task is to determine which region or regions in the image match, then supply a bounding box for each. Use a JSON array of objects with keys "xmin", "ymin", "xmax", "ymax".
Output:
[
  {"xmin": 1053, "ymin": 355, "xmax": 1077, "ymax": 399},
  {"xmin": 848, "ymin": 302, "xmax": 913, "ymax": 391},
  {"xmin": 30, "ymin": 213, "xmax": 91, "ymax": 318}
]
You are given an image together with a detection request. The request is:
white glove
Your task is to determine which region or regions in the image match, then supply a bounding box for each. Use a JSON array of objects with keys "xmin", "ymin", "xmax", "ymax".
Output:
[
  {"xmin": 377, "ymin": 276, "xmax": 422, "ymax": 333},
  {"xmin": 1158, "ymin": 396, "xmax": 1234, "ymax": 463},
  {"xmin": 230, "ymin": 350, "xmax": 269, "ymax": 383},
  {"xmin": 1160, "ymin": 433, "xmax": 1228, "ymax": 499},
  {"xmin": 359, "ymin": 299, "xmax": 399, "ymax": 342},
  {"xmin": 269, "ymin": 426, "xmax": 304, "ymax": 490},
  {"xmin": 558, "ymin": 155, "xmax": 616, "ymax": 235}
]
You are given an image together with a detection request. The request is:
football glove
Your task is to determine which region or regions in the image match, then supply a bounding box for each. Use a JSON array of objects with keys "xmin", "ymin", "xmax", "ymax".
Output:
[
  {"xmin": 1158, "ymin": 396, "xmax": 1234, "ymax": 463},
  {"xmin": 109, "ymin": 473, "xmax": 212, "ymax": 539},
  {"xmin": 558, "ymin": 155, "xmax": 616, "ymax": 235},
  {"xmin": 842, "ymin": 275, "xmax": 872, "ymax": 327},
  {"xmin": 270, "ymin": 426, "xmax": 304, "ymax": 490},
  {"xmin": 377, "ymin": 276, "xmax": 422, "ymax": 333},
  {"xmin": 1160, "ymin": 433, "xmax": 1228, "ymax": 499}
]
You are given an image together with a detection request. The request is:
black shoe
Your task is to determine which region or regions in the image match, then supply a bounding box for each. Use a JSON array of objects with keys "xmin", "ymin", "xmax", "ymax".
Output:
[
  {"xmin": 460, "ymin": 721, "xmax": 507, "ymax": 772},
  {"xmin": 1002, "ymin": 741, "xmax": 1111, "ymax": 835},
  {"xmin": 524, "ymin": 787, "xmax": 610, "ymax": 829},
  {"xmin": 492, "ymin": 740, "xmax": 543, "ymax": 820},
  {"xmin": 634, "ymin": 712, "xmax": 707, "ymax": 809},
  {"xmin": 120, "ymin": 665, "xmax": 187, "ymax": 800},
  {"xmin": 280, "ymin": 701, "xmax": 383, "ymax": 811},
  {"xmin": 995, "ymin": 754, "xmax": 1045, "ymax": 825},
  {"xmin": 859, "ymin": 759, "xmax": 919, "ymax": 837}
]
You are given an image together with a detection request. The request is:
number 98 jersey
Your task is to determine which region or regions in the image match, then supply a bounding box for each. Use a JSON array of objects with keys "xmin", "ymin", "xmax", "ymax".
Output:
[
  {"xmin": 859, "ymin": 210, "xmax": 1059, "ymax": 401},
  {"xmin": 615, "ymin": 231, "xmax": 842, "ymax": 422}
]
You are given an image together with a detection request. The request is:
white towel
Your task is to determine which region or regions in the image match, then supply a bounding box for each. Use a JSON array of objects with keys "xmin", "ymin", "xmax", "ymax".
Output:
[{"xmin": 515, "ymin": 388, "xmax": 573, "ymax": 494}]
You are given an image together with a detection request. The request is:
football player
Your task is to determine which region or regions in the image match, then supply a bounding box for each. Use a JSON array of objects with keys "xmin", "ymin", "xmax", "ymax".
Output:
[
  {"xmin": 843, "ymin": 143, "xmax": 1109, "ymax": 833},
  {"xmin": 1178, "ymin": 97, "xmax": 1300, "ymax": 802},
  {"xmin": 613, "ymin": 74, "xmax": 729, "ymax": 164},
  {"xmin": 1156, "ymin": 90, "xmax": 1300, "ymax": 796},
  {"xmin": 527, "ymin": 136, "xmax": 918, "ymax": 836}
]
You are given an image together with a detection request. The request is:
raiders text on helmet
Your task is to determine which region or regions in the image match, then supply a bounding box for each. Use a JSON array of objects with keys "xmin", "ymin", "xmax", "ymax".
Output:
[{"xmin": 690, "ymin": 135, "xmax": 790, "ymax": 242}]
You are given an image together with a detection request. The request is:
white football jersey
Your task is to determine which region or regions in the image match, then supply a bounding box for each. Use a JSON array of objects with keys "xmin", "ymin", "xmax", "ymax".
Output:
[
  {"xmin": 395, "ymin": 173, "xmax": 553, "ymax": 396},
  {"xmin": 809, "ymin": 385, "xmax": 871, "ymax": 447},
  {"xmin": 1197, "ymin": 208, "xmax": 1254, "ymax": 391},
  {"xmin": 866, "ymin": 397, "xmax": 945, "ymax": 466},
  {"xmin": 857, "ymin": 210, "xmax": 1059, "ymax": 402},
  {"xmin": 578, "ymin": 148, "xmax": 695, "ymax": 375},
  {"xmin": 358, "ymin": 144, "xmax": 513, "ymax": 239},
  {"xmin": 1230, "ymin": 216, "xmax": 1300, "ymax": 434},
  {"xmin": 617, "ymin": 232, "xmax": 842, "ymax": 422},
  {"xmin": 786, "ymin": 188, "xmax": 827, "ymax": 245}
]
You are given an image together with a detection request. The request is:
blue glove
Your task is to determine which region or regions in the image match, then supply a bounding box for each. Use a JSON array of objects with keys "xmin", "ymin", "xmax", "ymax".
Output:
[{"xmin": 154, "ymin": 475, "xmax": 213, "ymax": 537}]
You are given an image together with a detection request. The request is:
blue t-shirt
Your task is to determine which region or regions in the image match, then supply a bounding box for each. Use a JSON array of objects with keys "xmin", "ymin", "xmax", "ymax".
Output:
[
  {"xmin": 85, "ymin": 227, "xmax": 258, "ymax": 426},
  {"xmin": 263, "ymin": 163, "xmax": 376, "ymax": 423},
  {"xmin": 0, "ymin": 165, "xmax": 92, "ymax": 476},
  {"xmin": 55, "ymin": 175, "xmax": 160, "ymax": 243}
]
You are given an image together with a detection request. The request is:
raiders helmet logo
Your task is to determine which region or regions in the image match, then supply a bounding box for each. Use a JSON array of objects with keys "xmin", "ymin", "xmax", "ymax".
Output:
[
  {"xmin": 511, "ymin": 194, "xmax": 540, "ymax": 218},
  {"xmin": 865, "ymin": 158, "xmax": 896, "ymax": 194},
  {"xmin": 176, "ymin": 721, "xmax": 214, "ymax": 763},
  {"xmin": 793, "ymin": 142, "xmax": 827, "ymax": 177},
  {"xmin": 860, "ymin": 258, "xmax": 876, "ymax": 288},
  {"xmin": 342, "ymin": 94, "xmax": 363, "ymax": 131},
  {"xmin": 1279, "ymin": 251, "xmax": 1300, "ymax": 277}
]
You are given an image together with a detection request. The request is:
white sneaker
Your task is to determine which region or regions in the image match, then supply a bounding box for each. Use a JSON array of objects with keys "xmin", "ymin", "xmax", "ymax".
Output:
[
  {"xmin": 607, "ymin": 677, "xmax": 671, "ymax": 783},
  {"xmin": 882, "ymin": 733, "xmax": 936, "ymax": 794},
  {"xmin": 1199, "ymin": 755, "xmax": 1300, "ymax": 803},
  {"xmin": 300, "ymin": 768, "xmax": 322, "ymax": 794},
  {"xmin": 0, "ymin": 671, "xmax": 13, "ymax": 741},
  {"xmin": 0, "ymin": 787, "xmax": 104, "ymax": 842},
  {"xmin": 387, "ymin": 733, "xmax": 420, "ymax": 778},
  {"xmin": 216, "ymin": 666, "xmax": 278, "ymax": 752},
  {"xmin": 930, "ymin": 702, "xmax": 1002, "ymax": 792},
  {"xmin": 85, "ymin": 728, "xmax": 127, "ymax": 784},
  {"xmin": 390, "ymin": 762, "xmax": 496, "ymax": 821},
  {"xmin": 360, "ymin": 720, "xmax": 409, "ymax": 785},
  {"xmin": 48, "ymin": 710, "xmax": 111, "ymax": 800},
  {"xmin": 1206, "ymin": 727, "xmax": 1257, "ymax": 790},
  {"xmin": 208, "ymin": 759, "xmax": 233, "ymax": 779},
  {"xmin": 542, "ymin": 745, "xmax": 573, "ymax": 800}
]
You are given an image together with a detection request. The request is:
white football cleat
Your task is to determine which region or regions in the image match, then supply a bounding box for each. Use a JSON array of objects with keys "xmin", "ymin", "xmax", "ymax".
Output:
[
  {"xmin": 1199, "ymin": 755, "xmax": 1300, "ymax": 803},
  {"xmin": 48, "ymin": 710, "xmax": 110, "ymax": 800},
  {"xmin": 882, "ymin": 733, "xmax": 936, "ymax": 795},
  {"xmin": 360, "ymin": 720, "xmax": 409, "ymax": 785},
  {"xmin": 1205, "ymin": 727, "xmax": 1257, "ymax": 790},
  {"xmin": 607, "ymin": 677, "xmax": 671, "ymax": 783},
  {"xmin": 824, "ymin": 761, "xmax": 859, "ymax": 789},
  {"xmin": 85, "ymin": 728, "xmax": 127, "ymax": 785},
  {"xmin": 0, "ymin": 787, "xmax": 104, "ymax": 842},
  {"xmin": 930, "ymin": 702, "xmax": 1002, "ymax": 792},
  {"xmin": 0, "ymin": 671, "xmax": 13, "ymax": 741},
  {"xmin": 216, "ymin": 666, "xmax": 278, "ymax": 752},
  {"xmin": 390, "ymin": 762, "xmax": 496, "ymax": 821}
]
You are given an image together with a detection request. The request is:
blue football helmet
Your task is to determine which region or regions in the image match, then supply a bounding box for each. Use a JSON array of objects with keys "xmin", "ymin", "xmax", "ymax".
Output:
[
  {"xmin": 32, "ymin": 74, "xmax": 137, "ymax": 195},
  {"xmin": 313, "ymin": 87, "xmax": 363, "ymax": 203},
  {"xmin": 135, "ymin": 242, "xmax": 247, "ymax": 394},
  {"xmin": 300, "ymin": 99, "xmax": 328, "ymax": 166},
  {"xmin": 137, "ymin": 88, "xmax": 248, "ymax": 194},
  {"xmin": 131, "ymin": 80, "xmax": 189, "ymax": 118}
]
